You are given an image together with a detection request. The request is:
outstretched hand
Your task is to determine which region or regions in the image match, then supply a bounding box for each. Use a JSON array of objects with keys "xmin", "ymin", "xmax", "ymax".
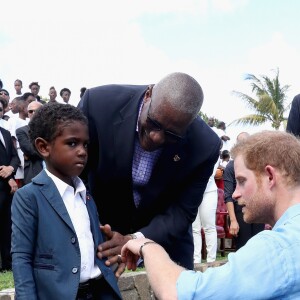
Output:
[
  {"xmin": 98, "ymin": 224, "xmax": 132, "ymax": 278},
  {"xmin": 121, "ymin": 238, "xmax": 150, "ymax": 271}
]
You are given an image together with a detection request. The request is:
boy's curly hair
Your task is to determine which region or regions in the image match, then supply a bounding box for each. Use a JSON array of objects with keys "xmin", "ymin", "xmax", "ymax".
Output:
[{"xmin": 29, "ymin": 102, "xmax": 88, "ymax": 148}]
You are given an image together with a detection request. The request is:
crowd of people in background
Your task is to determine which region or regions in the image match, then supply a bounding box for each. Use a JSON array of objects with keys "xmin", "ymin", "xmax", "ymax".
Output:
[
  {"xmin": 1, "ymin": 75, "xmax": 300, "ymax": 299},
  {"xmin": 0, "ymin": 78, "xmax": 87, "ymax": 275}
]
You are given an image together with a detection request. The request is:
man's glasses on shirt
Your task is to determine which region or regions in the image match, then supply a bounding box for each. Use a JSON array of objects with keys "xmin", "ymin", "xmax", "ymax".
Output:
[{"xmin": 146, "ymin": 99, "xmax": 184, "ymax": 143}]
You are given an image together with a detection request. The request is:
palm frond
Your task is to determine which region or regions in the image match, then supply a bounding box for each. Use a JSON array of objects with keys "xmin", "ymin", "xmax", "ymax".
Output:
[
  {"xmin": 231, "ymin": 68, "xmax": 290, "ymax": 129},
  {"xmin": 229, "ymin": 114, "xmax": 267, "ymax": 126}
]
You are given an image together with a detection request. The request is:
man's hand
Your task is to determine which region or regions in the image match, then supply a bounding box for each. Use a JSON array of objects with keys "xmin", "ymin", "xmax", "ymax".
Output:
[
  {"xmin": 0, "ymin": 165, "xmax": 14, "ymax": 178},
  {"xmin": 229, "ymin": 219, "xmax": 239, "ymax": 237},
  {"xmin": 98, "ymin": 224, "xmax": 132, "ymax": 277},
  {"xmin": 121, "ymin": 238, "xmax": 154, "ymax": 271},
  {"xmin": 8, "ymin": 178, "xmax": 18, "ymax": 194}
]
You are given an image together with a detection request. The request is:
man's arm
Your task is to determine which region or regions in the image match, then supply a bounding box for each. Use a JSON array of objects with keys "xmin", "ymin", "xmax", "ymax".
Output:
[
  {"xmin": 121, "ymin": 238, "xmax": 184, "ymax": 300},
  {"xmin": 223, "ymin": 160, "xmax": 239, "ymax": 236},
  {"xmin": 16, "ymin": 126, "xmax": 41, "ymax": 159}
]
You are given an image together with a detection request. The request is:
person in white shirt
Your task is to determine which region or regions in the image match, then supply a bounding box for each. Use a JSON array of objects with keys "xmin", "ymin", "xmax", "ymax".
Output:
[{"xmin": 192, "ymin": 160, "xmax": 219, "ymax": 263}]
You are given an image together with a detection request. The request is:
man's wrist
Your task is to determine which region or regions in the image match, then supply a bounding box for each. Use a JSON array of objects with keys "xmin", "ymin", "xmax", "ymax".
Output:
[
  {"xmin": 129, "ymin": 234, "xmax": 138, "ymax": 239},
  {"xmin": 139, "ymin": 241, "xmax": 157, "ymax": 259},
  {"xmin": 127, "ymin": 232, "xmax": 144, "ymax": 239}
]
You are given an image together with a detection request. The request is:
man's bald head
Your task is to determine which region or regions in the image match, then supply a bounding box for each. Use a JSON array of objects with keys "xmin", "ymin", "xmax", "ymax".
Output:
[
  {"xmin": 237, "ymin": 132, "xmax": 250, "ymax": 143},
  {"xmin": 152, "ymin": 72, "xmax": 204, "ymax": 119},
  {"xmin": 28, "ymin": 101, "xmax": 43, "ymax": 120}
]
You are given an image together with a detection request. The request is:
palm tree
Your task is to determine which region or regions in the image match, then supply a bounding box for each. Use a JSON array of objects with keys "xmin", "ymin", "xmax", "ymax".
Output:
[{"xmin": 230, "ymin": 68, "xmax": 290, "ymax": 130}]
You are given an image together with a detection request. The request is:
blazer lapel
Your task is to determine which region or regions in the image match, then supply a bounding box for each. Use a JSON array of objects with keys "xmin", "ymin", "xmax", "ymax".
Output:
[
  {"xmin": 0, "ymin": 128, "xmax": 10, "ymax": 155},
  {"xmin": 113, "ymin": 87, "xmax": 146, "ymax": 177},
  {"xmin": 34, "ymin": 171, "xmax": 75, "ymax": 232}
]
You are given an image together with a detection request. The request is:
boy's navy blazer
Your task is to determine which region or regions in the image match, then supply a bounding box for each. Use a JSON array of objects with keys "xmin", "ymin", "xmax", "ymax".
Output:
[{"xmin": 12, "ymin": 170, "xmax": 122, "ymax": 300}]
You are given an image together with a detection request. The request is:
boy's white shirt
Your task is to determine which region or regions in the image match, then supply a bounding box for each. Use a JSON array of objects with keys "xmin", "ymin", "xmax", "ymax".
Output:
[{"xmin": 45, "ymin": 169, "xmax": 101, "ymax": 282}]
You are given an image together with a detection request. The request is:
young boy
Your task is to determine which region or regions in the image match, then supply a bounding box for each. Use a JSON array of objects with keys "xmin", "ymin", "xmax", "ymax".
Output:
[{"xmin": 11, "ymin": 103, "xmax": 122, "ymax": 300}]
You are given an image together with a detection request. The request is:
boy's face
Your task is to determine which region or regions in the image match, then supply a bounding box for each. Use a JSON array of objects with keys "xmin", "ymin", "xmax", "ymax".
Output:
[
  {"xmin": 44, "ymin": 121, "xmax": 89, "ymax": 185},
  {"xmin": 49, "ymin": 89, "xmax": 57, "ymax": 101},
  {"xmin": 62, "ymin": 91, "xmax": 71, "ymax": 103},
  {"xmin": 30, "ymin": 84, "xmax": 40, "ymax": 96},
  {"xmin": 14, "ymin": 81, "xmax": 22, "ymax": 93}
]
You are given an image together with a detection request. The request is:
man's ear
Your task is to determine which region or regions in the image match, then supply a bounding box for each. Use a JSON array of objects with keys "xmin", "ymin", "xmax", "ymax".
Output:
[
  {"xmin": 35, "ymin": 137, "xmax": 50, "ymax": 158},
  {"xmin": 265, "ymin": 165, "xmax": 276, "ymax": 187},
  {"xmin": 143, "ymin": 84, "xmax": 154, "ymax": 102}
]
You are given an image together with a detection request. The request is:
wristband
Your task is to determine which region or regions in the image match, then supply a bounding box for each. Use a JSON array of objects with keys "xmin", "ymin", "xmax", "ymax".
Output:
[{"xmin": 139, "ymin": 241, "xmax": 157, "ymax": 259}]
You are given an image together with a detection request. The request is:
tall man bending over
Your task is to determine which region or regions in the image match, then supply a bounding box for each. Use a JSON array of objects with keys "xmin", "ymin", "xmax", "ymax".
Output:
[{"xmin": 78, "ymin": 72, "xmax": 221, "ymax": 270}]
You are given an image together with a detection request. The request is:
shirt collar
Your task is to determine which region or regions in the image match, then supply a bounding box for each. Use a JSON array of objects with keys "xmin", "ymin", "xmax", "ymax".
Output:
[
  {"xmin": 273, "ymin": 203, "xmax": 300, "ymax": 230},
  {"xmin": 136, "ymin": 98, "xmax": 144, "ymax": 132},
  {"xmin": 45, "ymin": 169, "xmax": 87, "ymax": 204}
]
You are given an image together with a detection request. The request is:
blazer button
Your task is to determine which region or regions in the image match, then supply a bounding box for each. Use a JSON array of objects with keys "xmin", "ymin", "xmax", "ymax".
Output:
[
  {"xmin": 71, "ymin": 237, "xmax": 76, "ymax": 244},
  {"xmin": 72, "ymin": 267, "xmax": 78, "ymax": 274}
]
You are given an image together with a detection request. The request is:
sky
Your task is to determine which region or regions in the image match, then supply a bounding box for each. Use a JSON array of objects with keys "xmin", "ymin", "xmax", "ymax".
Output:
[{"xmin": 1, "ymin": 0, "xmax": 299, "ymax": 144}]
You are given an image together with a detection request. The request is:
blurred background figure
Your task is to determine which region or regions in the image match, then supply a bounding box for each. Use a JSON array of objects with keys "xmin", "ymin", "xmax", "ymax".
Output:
[
  {"xmin": 12, "ymin": 79, "xmax": 23, "ymax": 99},
  {"xmin": 29, "ymin": 82, "xmax": 45, "ymax": 104},
  {"xmin": 217, "ymin": 121, "xmax": 230, "ymax": 151},
  {"xmin": 286, "ymin": 93, "xmax": 300, "ymax": 136},
  {"xmin": 0, "ymin": 97, "xmax": 20, "ymax": 271},
  {"xmin": 7, "ymin": 97, "xmax": 30, "ymax": 187},
  {"xmin": 60, "ymin": 88, "xmax": 71, "ymax": 104},
  {"xmin": 16, "ymin": 101, "xmax": 43, "ymax": 185},
  {"xmin": 22, "ymin": 92, "xmax": 36, "ymax": 104},
  {"xmin": 80, "ymin": 87, "xmax": 87, "ymax": 99},
  {"xmin": 4, "ymin": 97, "xmax": 19, "ymax": 121},
  {"xmin": 48, "ymin": 86, "xmax": 58, "ymax": 103},
  {"xmin": 220, "ymin": 149, "xmax": 231, "ymax": 168},
  {"xmin": 192, "ymin": 160, "xmax": 219, "ymax": 264},
  {"xmin": 224, "ymin": 132, "xmax": 265, "ymax": 250},
  {"xmin": 0, "ymin": 99, "xmax": 9, "ymax": 130},
  {"xmin": 0, "ymin": 89, "xmax": 11, "ymax": 121}
]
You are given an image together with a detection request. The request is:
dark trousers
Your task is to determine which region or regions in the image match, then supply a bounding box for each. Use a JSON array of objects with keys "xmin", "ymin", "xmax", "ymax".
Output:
[
  {"xmin": 234, "ymin": 202, "xmax": 265, "ymax": 250},
  {"xmin": 76, "ymin": 276, "xmax": 121, "ymax": 300},
  {"xmin": 0, "ymin": 189, "xmax": 12, "ymax": 270}
]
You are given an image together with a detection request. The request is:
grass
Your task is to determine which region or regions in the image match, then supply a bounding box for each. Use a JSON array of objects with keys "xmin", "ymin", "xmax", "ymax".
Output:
[
  {"xmin": 0, "ymin": 252, "xmax": 230, "ymax": 291},
  {"xmin": 0, "ymin": 271, "xmax": 14, "ymax": 291}
]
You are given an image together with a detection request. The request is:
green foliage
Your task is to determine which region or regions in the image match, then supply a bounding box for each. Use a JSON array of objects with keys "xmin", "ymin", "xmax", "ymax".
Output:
[
  {"xmin": 230, "ymin": 68, "xmax": 290, "ymax": 130},
  {"xmin": 0, "ymin": 271, "xmax": 14, "ymax": 291}
]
